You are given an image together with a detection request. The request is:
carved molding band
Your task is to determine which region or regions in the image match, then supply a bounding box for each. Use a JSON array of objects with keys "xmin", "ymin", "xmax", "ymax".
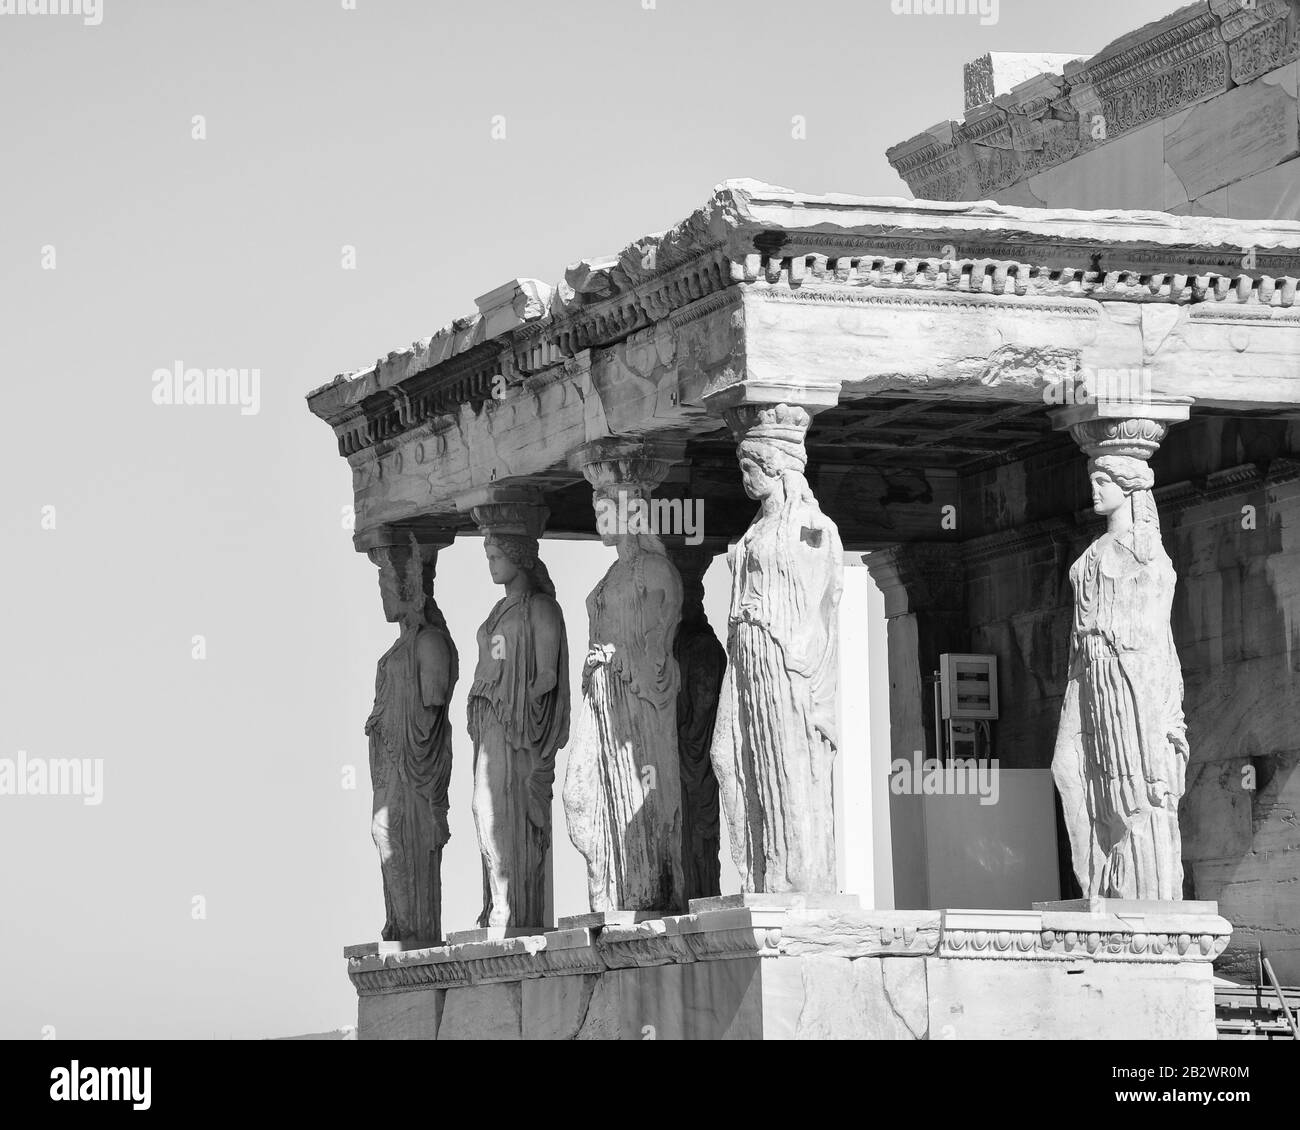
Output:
[{"xmin": 345, "ymin": 905, "xmax": 1233, "ymax": 995}]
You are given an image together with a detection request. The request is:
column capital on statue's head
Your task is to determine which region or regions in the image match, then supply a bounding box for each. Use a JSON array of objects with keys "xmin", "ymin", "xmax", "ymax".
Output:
[
  {"xmin": 701, "ymin": 375, "xmax": 841, "ymax": 423},
  {"xmin": 569, "ymin": 438, "xmax": 686, "ymax": 497},
  {"xmin": 1049, "ymin": 398, "xmax": 1192, "ymax": 460},
  {"xmin": 456, "ymin": 485, "xmax": 549, "ymax": 539},
  {"xmin": 353, "ymin": 517, "xmax": 458, "ymax": 555}
]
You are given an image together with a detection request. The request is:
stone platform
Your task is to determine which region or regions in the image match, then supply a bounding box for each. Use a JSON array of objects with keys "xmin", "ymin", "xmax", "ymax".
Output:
[{"xmin": 346, "ymin": 901, "xmax": 1232, "ymax": 1040}]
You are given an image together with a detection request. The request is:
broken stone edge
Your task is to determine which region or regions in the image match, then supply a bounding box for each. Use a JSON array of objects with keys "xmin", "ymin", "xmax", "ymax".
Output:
[{"xmin": 345, "ymin": 905, "xmax": 1233, "ymax": 996}]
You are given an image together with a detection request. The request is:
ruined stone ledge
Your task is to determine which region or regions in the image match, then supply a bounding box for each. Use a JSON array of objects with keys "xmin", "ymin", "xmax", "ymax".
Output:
[
  {"xmin": 346, "ymin": 903, "xmax": 1232, "ymax": 998},
  {"xmin": 888, "ymin": 0, "xmax": 1298, "ymax": 199}
]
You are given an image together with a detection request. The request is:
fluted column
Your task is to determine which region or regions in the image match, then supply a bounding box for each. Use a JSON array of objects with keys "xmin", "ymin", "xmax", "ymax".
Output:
[
  {"xmin": 702, "ymin": 379, "xmax": 845, "ymax": 895},
  {"xmin": 455, "ymin": 486, "xmax": 569, "ymax": 932},
  {"xmin": 1048, "ymin": 401, "xmax": 1192, "ymax": 901},
  {"xmin": 562, "ymin": 439, "xmax": 687, "ymax": 915},
  {"xmin": 663, "ymin": 537, "xmax": 728, "ymax": 902},
  {"xmin": 357, "ymin": 521, "xmax": 459, "ymax": 949}
]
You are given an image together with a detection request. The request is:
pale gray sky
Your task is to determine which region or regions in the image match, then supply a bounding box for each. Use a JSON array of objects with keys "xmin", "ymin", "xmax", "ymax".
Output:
[{"xmin": 0, "ymin": 0, "xmax": 1181, "ymax": 1039}]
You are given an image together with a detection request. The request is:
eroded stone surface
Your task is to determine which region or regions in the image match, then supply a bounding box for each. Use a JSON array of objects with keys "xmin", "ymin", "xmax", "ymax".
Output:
[
  {"xmin": 358, "ymin": 989, "xmax": 443, "ymax": 1041},
  {"xmin": 781, "ymin": 910, "xmax": 941, "ymax": 958},
  {"xmin": 926, "ymin": 956, "xmax": 1215, "ymax": 1040},
  {"xmin": 963, "ymin": 52, "xmax": 1083, "ymax": 112},
  {"xmin": 1165, "ymin": 72, "xmax": 1300, "ymax": 202},
  {"xmin": 439, "ymin": 982, "xmax": 522, "ymax": 1041},
  {"xmin": 522, "ymin": 975, "xmax": 598, "ymax": 1040}
]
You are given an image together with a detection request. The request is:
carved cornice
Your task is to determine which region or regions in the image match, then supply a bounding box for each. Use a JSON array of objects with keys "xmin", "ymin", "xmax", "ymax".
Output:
[
  {"xmin": 346, "ymin": 904, "xmax": 1234, "ymax": 995},
  {"xmin": 888, "ymin": 0, "xmax": 1296, "ymax": 198},
  {"xmin": 942, "ymin": 908, "xmax": 1233, "ymax": 963},
  {"xmin": 309, "ymin": 180, "xmax": 1300, "ymax": 473},
  {"xmin": 743, "ymin": 257, "xmax": 1300, "ymax": 309}
]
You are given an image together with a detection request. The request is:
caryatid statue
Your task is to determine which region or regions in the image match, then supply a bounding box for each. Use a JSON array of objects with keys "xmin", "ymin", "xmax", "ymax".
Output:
[
  {"xmin": 465, "ymin": 496, "xmax": 569, "ymax": 929},
  {"xmin": 1053, "ymin": 415, "xmax": 1189, "ymax": 901},
  {"xmin": 710, "ymin": 403, "xmax": 844, "ymax": 893},
  {"xmin": 564, "ymin": 440, "xmax": 687, "ymax": 915},
  {"xmin": 666, "ymin": 540, "xmax": 727, "ymax": 902},
  {"xmin": 364, "ymin": 531, "xmax": 458, "ymax": 949}
]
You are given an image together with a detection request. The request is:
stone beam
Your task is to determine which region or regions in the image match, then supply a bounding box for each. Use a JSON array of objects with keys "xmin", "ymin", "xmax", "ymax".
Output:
[
  {"xmin": 308, "ymin": 180, "xmax": 1300, "ymax": 544},
  {"xmin": 741, "ymin": 271, "xmax": 1300, "ymax": 409},
  {"xmin": 339, "ymin": 291, "xmax": 742, "ymax": 539}
]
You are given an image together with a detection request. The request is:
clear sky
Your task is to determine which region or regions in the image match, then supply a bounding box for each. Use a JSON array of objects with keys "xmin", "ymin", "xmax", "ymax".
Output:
[{"xmin": 0, "ymin": 0, "xmax": 1184, "ymax": 1039}]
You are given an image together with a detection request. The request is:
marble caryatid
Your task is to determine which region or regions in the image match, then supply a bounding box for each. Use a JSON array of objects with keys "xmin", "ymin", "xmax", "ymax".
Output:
[
  {"xmin": 564, "ymin": 442, "xmax": 686, "ymax": 914},
  {"xmin": 667, "ymin": 543, "xmax": 727, "ymax": 902},
  {"xmin": 467, "ymin": 515, "xmax": 569, "ymax": 929},
  {"xmin": 365, "ymin": 533, "xmax": 458, "ymax": 948},
  {"xmin": 711, "ymin": 403, "xmax": 844, "ymax": 893},
  {"xmin": 1053, "ymin": 419, "xmax": 1190, "ymax": 901}
]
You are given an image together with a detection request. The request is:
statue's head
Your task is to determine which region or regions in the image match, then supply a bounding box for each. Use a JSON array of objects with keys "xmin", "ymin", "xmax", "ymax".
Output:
[
  {"xmin": 370, "ymin": 536, "xmax": 440, "ymax": 625},
  {"xmin": 1088, "ymin": 454, "xmax": 1164, "ymax": 562},
  {"xmin": 734, "ymin": 404, "xmax": 811, "ymax": 502},
  {"xmin": 737, "ymin": 440, "xmax": 807, "ymax": 501},
  {"xmin": 592, "ymin": 485, "xmax": 658, "ymax": 548},
  {"xmin": 484, "ymin": 532, "xmax": 539, "ymax": 589},
  {"xmin": 1088, "ymin": 454, "xmax": 1154, "ymax": 515}
]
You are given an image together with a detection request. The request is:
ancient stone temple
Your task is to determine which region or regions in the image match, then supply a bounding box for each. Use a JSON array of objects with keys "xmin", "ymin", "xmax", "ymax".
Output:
[
  {"xmin": 309, "ymin": 176, "xmax": 1300, "ymax": 1037},
  {"xmin": 308, "ymin": 2, "xmax": 1300, "ymax": 1043}
]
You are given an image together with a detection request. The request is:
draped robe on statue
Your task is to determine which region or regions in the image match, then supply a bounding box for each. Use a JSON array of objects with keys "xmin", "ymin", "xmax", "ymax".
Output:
[
  {"xmin": 565, "ymin": 551, "xmax": 685, "ymax": 912},
  {"xmin": 365, "ymin": 624, "xmax": 456, "ymax": 946},
  {"xmin": 712, "ymin": 495, "xmax": 843, "ymax": 893},
  {"xmin": 1053, "ymin": 526, "xmax": 1189, "ymax": 900},
  {"xmin": 468, "ymin": 591, "xmax": 569, "ymax": 927}
]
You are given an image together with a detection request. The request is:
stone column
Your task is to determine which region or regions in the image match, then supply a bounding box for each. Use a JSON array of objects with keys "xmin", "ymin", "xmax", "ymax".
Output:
[
  {"xmin": 863, "ymin": 544, "xmax": 967, "ymax": 910},
  {"xmin": 356, "ymin": 521, "xmax": 459, "ymax": 949},
  {"xmin": 1048, "ymin": 402, "xmax": 1192, "ymax": 901},
  {"xmin": 702, "ymin": 380, "xmax": 845, "ymax": 895},
  {"xmin": 456, "ymin": 486, "xmax": 570, "ymax": 934},
  {"xmin": 663, "ymin": 537, "xmax": 728, "ymax": 902},
  {"xmin": 562, "ymin": 439, "xmax": 687, "ymax": 917}
]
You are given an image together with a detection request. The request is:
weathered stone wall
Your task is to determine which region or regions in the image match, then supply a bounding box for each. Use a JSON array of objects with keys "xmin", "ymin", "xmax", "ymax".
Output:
[
  {"xmin": 961, "ymin": 416, "xmax": 1300, "ymax": 981},
  {"xmin": 888, "ymin": 2, "xmax": 1300, "ymax": 222},
  {"xmin": 996, "ymin": 61, "xmax": 1300, "ymax": 220}
]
